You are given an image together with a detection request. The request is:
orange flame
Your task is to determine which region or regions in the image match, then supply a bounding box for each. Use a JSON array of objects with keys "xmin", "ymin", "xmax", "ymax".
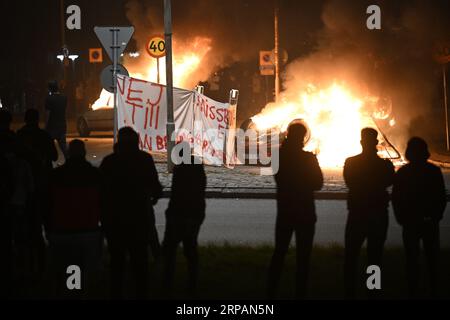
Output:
[{"xmin": 251, "ymin": 83, "xmax": 382, "ymax": 167}]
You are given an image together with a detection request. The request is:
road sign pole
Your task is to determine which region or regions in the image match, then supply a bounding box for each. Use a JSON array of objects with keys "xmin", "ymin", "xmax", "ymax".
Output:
[
  {"xmin": 157, "ymin": 57, "xmax": 160, "ymax": 84},
  {"xmin": 94, "ymin": 26, "xmax": 134, "ymax": 144},
  {"xmin": 164, "ymin": 0, "xmax": 175, "ymax": 173},
  {"xmin": 274, "ymin": 1, "xmax": 280, "ymax": 102},
  {"xmin": 443, "ymin": 64, "xmax": 449, "ymax": 151},
  {"xmin": 112, "ymin": 28, "xmax": 119, "ymax": 144}
]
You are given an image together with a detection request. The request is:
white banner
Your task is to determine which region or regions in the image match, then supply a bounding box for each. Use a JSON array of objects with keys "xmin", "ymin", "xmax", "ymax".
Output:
[{"xmin": 117, "ymin": 75, "xmax": 236, "ymax": 167}]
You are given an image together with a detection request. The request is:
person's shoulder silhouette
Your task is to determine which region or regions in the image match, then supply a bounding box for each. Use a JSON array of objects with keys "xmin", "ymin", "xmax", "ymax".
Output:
[
  {"xmin": 344, "ymin": 128, "xmax": 394, "ymax": 213},
  {"xmin": 276, "ymin": 121, "xmax": 323, "ymax": 192},
  {"xmin": 168, "ymin": 142, "xmax": 206, "ymax": 216},
  {"xmin": 275, "ymin": 121, "xmax": 323, "ymax": 226},
  {"xmin": 100, "ymin": 126, "xmax": 162, "ymax": 204},
  {"xmin": 344, "ymin": 128, "xmax": 394, "ymax": 185}
]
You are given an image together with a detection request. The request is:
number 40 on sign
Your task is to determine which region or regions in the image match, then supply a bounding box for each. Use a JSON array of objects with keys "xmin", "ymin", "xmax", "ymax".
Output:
[
  {"xmin": 146, "ymin": 35, "xmax": 166, "ymax": 84},
  {"xmin": 146, "ymin": 35, "xmax": 166, "ymax": 58}
]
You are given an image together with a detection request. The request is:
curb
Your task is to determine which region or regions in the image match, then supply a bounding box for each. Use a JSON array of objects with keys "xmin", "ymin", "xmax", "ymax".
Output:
[
  {"xmin": 160, "ymin": 190, "xmax": 348, "ymax": 200},
  {"xmin": 429, "ymin": 159, "xmax": 450, "ymax": 169},
  {"xmin": 161, "ymin": 189, "xmax": 450, "ymax": 201}
]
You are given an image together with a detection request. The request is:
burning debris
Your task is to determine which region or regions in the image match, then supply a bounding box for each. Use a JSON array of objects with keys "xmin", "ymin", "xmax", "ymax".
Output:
[{"xmin": 251, "ymin": 82, "xmax": 400, "ymax": 167}]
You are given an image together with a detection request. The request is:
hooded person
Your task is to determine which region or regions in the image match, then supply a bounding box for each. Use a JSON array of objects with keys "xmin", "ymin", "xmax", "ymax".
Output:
[
  {"xmin": 268, "ymin": 121, "xmax": 323, "ymax": 299},
  {"xmin": 392, "ymin": 137, "xmax": 446, "ymax": 298}
]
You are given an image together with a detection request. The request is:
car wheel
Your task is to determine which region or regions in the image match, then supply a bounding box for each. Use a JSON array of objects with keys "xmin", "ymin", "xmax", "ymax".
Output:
[{"xmin": 77, "ymin": 117, "xmax": 91, "ymax": 137}]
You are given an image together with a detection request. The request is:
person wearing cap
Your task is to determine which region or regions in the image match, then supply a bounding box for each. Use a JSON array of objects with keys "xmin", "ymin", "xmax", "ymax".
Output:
[
  {"xmin": 392, "ymin": 137, "xmax": 446, "ymax": 298},
  {"xmin": 343, "ymin": 127, "xmax": 395, "ymax": 299}
]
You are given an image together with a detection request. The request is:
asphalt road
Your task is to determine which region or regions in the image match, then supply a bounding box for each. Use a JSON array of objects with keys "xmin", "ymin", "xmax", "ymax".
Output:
[{"xmin": 153, "ymin": 199, "xmax": 450, "ymax": 247}]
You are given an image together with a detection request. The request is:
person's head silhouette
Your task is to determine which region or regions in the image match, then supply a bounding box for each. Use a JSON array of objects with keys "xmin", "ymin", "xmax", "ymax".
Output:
[
  {"xmin": 117, "ymin": 127, "xmax": 139, "ymax": 152},
  {"xmin": 360, "ymin": 127, "xmax": 378, "ymax": 153},
  {"xmin": 48, "ymin": 80, "xmax": 59, "ymax": 94},
  {"xmin": 286, "ymin": 122, "xmax": 307, "ymax": 147},
  {"xmin": 68, "ymin": 139, "xmax": 86, "ymax": 160},
  {"xmin": 24, "ymin": 109, "xmax": 39, "ymax": 126},
  {"xmin": 405, "ymin": 137, "xmax": 430, "ymax": 164}
]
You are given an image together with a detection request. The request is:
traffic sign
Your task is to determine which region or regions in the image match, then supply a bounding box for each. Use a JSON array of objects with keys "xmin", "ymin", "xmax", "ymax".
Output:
[
  {"xmin": 259, "ymin": 51, "xmax": 274, "ymax": 76},
  {"xmin": 100, "ymin": 64, "xmax": 129, "ymax": 93},
  {"xmin": 94, "ymin": 26, "xmax": 134, "ymax": 61},
  {"xmin": 94, "ymin": 26, "xmax": 134, "ymax": 143},
  {"xmin": 146, "ymin": 35, "xmax": 166, "ymax": 58},
  {"xmin": 89, "ymin": 48, "xmax": 103, "ymax": 63}
]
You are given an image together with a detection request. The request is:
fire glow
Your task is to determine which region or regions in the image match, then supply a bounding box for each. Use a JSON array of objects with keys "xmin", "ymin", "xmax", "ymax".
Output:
[
  {"xmin": 251, "ymin": 83, "xmax": 384, "ymax": 167},
  {"xmin": 92, "ymin": 37, "xmax": 212, "ymax": 110}
]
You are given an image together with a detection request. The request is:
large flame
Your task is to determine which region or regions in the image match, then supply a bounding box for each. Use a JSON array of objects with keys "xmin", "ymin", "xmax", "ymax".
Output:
[
  {"xmin": 92, "ymin": 37, "xmax": 211, "ymax": 110},
  {"xmin": 251, "ymin": 83, "xmax": 384, "ymax": 167}
]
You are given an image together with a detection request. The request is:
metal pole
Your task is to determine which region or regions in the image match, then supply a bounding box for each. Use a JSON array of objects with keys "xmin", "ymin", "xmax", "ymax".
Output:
[
  {"xmin": 444, "ymin": 64, "xmax": 449, "ymax": 151},
  {"xmin": 59, "ymin": 0, "xmax": 68, "ymax": 93},
  {"xmin": 164, "ymin": 0, "xmax": 175, "ymax": 172},
  {"xmin": 226, "ymin": 90, "xmax": 239, "ymax": 167},
  {"xmin": 274, "ymin": 1, "xmax": 280, "ymax": 102},
  {"xmin": 112, "ymin": 28, "xmax": 119, "ymax": 144},
  {"xmin": 157, "ymin": 57, "xmax": 160, "ymax": 84}
]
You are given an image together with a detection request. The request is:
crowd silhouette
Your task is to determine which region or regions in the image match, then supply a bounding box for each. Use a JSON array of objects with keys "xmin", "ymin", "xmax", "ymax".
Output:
[{"xmin": 0, "ymin": 85, "xmax": 448, "ymax": 299}]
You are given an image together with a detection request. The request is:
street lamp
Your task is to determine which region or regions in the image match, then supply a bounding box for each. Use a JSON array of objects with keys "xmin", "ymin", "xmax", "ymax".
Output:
[{"xmin": 56, "ymin": 54, "xmax": 78, "ymax": 62}]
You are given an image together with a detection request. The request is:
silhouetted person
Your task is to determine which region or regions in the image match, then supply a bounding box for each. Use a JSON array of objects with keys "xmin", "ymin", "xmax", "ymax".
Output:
[
  {"xmin": 45, "ymin": 139, "xmax": 102, "ymax": 298},
  {"xmin": 18, "ymin": 109, "xmax": 58, "ymax": 172},
  {"xmin": 45, "ymin": 80, "xmax": 67, "ymax": 160},
  {"xmin": 343, "ymin": 128, "xmax": 394, "ymax": 299},
  {"xmin": 17, "ymin": 109, "xmax": 58, "ymax": 275},
  {"xmin": 268, "ymin": 122, "xmax": 323, "ymax": 299},
  {"xmin": 111, "ymin": 141, "xmax": 161, "ymax": 262},
  {"xmin": 0, "ymin": 109, "xmax": 34, "ymax": 291},
  {"xmin": 100, "ymin": 127, "xmax": 162, "ymax": 299},
  {"xmin": 392, "ymin": 137, "xmax": 446, "ymax": 298},
  {"xmin": 0, "ymin": 110, "xmax": 14, "ymax": 298},
  {"xmin": 162, "ymin": 143, "xmax": 206, "ymax": 297}
]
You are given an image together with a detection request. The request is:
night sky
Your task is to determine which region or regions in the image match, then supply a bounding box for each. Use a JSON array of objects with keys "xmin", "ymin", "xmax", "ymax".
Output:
[{"xmin": 1, "ymin": 0, "xmax": 449, "ymax": 131}]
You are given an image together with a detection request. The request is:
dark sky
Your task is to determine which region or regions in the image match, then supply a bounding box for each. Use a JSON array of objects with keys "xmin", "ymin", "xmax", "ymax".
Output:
[
  {"xmin": 0, "ymin": 0, "xmax": 324, "ymax": 86},
  {"xmin": 0, "ymin": 0, "xmax": 449, "ymax": 123}
]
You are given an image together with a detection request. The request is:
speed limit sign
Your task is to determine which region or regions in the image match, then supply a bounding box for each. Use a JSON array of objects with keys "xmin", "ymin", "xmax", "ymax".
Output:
[{"xmin": 146, "ymin": 35, "xmax": 166, "ymax": 58}]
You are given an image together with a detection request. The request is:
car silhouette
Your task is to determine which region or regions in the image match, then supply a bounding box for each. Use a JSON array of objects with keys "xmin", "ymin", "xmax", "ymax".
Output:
[{"xmin": 77, "ymin": 107, "xmax": 113, "ymax": 137}]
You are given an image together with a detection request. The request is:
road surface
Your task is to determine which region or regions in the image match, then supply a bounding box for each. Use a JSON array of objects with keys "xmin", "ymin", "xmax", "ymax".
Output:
[{"xmin": 153, "ymin": 199, "xmax": 450, "ymax": 247}]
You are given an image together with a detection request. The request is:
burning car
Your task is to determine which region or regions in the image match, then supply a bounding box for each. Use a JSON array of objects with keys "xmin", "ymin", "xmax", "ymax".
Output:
[{"xmin": 247, "ymin": 83, "xmax": 401, "ymax": 167}]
